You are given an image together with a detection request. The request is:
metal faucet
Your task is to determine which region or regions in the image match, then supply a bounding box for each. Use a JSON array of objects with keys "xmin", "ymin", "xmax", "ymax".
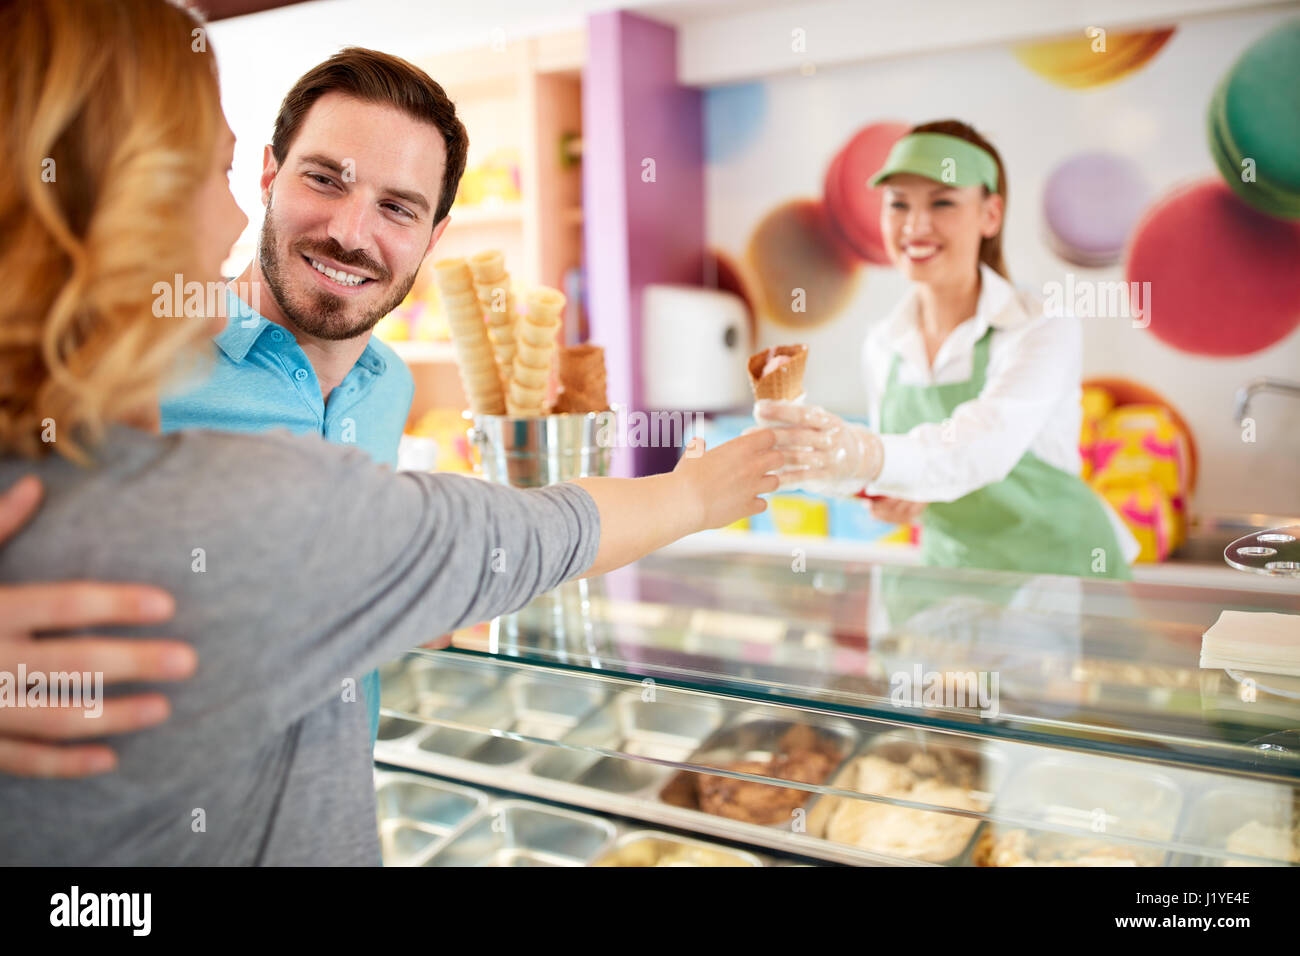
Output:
[{"xmin": 1232, "ymin": 378, "xmax": 1300, "ymax": 425}]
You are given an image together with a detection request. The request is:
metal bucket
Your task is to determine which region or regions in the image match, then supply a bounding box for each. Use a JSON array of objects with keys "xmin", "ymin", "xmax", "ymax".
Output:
[
  {"xmin": 467, "ymin": 412, "xmax": 614, "ymax": 659},
  {"xmin": 468, "ymin": 412, "xmax": 614, "ymax": 488}
]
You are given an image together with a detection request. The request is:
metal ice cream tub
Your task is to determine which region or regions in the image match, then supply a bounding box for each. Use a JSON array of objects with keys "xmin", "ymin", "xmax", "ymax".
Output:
[
  {"xmin": 374, "ymin": 772, "xmax": 489, "ymax": 866},
  {"xmin": 424, "ymin": 800, "xmax": 616, "ymax": 867},
  {"xmin": 469, "ymin": 412, "xmax": 614, "ymax": 488}
]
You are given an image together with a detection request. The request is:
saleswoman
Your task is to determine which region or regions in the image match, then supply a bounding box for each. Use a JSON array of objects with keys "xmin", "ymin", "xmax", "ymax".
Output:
[{"xmin": 761, "ymin": 120, "xmax": 1137, "ymax": 579}]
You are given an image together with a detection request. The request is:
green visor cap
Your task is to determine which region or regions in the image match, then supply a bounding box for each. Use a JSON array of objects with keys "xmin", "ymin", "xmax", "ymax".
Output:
[{"xmin": 868, "ymin": 132, "xmax": 1000, "ymax": 192}]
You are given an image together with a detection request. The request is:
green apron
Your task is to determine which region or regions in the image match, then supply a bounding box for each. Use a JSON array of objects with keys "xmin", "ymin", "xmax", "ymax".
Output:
[{"xmin": 878, "ymin": 328, "xmax": 1132, "ymax": 581}]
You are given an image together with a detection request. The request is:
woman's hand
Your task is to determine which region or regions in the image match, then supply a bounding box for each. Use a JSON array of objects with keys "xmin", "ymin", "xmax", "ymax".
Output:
[
  {"xmin": 753, "ymin": 400, "xmax": 885, "ymax": 495},
  {"xmin": 0, "ymin": 476, "xmax": 196, "ymax": 778},
  {"xmin": 869, "ymin": 495, "xmax": 927, "ymax": 525}
]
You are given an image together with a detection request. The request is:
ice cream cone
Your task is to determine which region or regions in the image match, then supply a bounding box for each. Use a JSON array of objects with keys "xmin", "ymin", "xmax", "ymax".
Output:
[
  {"xmin": 507, "ymin": 378, "xmax": 547, "ymax": 417},
  {"xmin": 434, "ymin": 257, "xmax": 506, "ymax": 415},
  {"xmin": 468, "ymin": 249, "xmax": 507, "ymax": 283},
  {"xmin": 505, "ymin": 285, "xmax": 565, "ymax": 415},
  {"xmin": 513, "ymin": 337, "xmax": 553, "ymax": 368},
  {"xmin": 748, "ymin": 344, "xmax": 808, "ymax": 401},
  {"xmin": 549, "ymin": 344, "xmax": 609, "ymax": 414},
  {"xmin": 526, "ymin": 287, "xmax": 566, "ymax": 316},
  {"xmin": 511, "ymin": 361, "xmax": 550, "ymax": 390},
  {"xmin": 467, "ymin": 251, "xmax": 521, "ymax": 391},
  {"xmin": 433, "ymin": 258, "xmax": 474, "ymax": 294}
]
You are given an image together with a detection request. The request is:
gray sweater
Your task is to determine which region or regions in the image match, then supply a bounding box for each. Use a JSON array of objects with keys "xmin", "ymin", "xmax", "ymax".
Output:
[{"xmin": 0, "ymin": 426, "xmax": 600, "ymax": 865}]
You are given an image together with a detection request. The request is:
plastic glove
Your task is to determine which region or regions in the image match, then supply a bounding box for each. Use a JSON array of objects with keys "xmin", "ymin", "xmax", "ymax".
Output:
[{"xmin": 753, "ymin": 399, "xmax": 884, "ymax": 496}]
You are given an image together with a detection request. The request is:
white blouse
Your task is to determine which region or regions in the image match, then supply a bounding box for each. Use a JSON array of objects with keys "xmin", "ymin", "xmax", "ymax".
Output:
[
  {"xmin": 862, "ymin": 263, "xmax": 1139, "ymax": 562},
  {"xmin": 864, "ymin": 263, "xmax": 1085, "ymax": 501}
]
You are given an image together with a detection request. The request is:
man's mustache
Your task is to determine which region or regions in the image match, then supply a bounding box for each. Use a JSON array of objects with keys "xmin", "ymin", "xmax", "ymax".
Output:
[{"xmin": 293, "ymin": 239, "xmax": 390, "ymax": 282}]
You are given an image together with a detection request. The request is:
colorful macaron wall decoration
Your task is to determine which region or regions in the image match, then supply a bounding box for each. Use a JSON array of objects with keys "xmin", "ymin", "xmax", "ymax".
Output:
[
  {"xmin": 746, "ymin": 199, "xmax": 862, "ymax": 328},
  {"xmin": 1043, "ymin": 152, "xmax": 1152, "ymax": 267},
  {"xmin": 822, "ymin": 122, "xmax": 911, "ymax": 265},
  {"xmin": 1014, "ymin": 28, "xmax": 1175, "ymax": 89},
  {"xmin": 1125, "ymin": 179, "xmax": 1300, "ymax": 356},
  {"xmin": 1206, "ymin": 18, "xmax": 1300, "ymax": 220}
]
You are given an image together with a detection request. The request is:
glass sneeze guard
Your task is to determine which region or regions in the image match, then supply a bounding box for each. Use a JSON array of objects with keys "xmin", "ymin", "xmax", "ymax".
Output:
[{"xmin": 436, "ymin": 550, "xmax": 1300, "ymax": 785}]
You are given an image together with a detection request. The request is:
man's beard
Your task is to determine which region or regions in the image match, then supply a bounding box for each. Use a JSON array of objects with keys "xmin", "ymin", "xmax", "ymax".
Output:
[{"xmin": 258, "ymin": 208, "xmax": 418, "ymax": 341}]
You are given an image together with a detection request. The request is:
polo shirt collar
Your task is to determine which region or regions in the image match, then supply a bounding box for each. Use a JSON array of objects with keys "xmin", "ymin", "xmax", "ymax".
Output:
[
  {"xmin": 212, "ymin": 285, "xmax": 389, "ymax": 376},
  {"xmin": 214, "ymin": 286, "xmax": 271, "ymax": 364}
]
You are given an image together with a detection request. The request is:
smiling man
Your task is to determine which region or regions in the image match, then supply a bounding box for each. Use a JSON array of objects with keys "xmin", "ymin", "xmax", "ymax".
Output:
[{"xmin": 162, "ymin": 49, "xmax": 469, "ymax": 745}]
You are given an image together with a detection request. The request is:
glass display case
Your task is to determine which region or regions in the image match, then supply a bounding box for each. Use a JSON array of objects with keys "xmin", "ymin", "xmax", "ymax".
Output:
[{"xmin": 374, "ymin": 549, "xmax": 1300, "ymax": 866}]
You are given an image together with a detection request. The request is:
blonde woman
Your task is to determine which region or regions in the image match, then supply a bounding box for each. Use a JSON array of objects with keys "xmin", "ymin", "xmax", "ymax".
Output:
[{"xmin": 0, "ymin": 0, "xmax": 782, "ymax": 864}]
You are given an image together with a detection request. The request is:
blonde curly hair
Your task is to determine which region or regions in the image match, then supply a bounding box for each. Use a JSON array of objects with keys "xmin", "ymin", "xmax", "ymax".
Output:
[{"xmin": 0, "ymin": 0, "xmax": 221, "ymax": 462}]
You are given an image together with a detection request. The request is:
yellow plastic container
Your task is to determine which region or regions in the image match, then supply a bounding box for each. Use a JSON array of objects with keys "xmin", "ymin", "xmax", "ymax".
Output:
[{"xmin": 768, "ymin": 496, "xmax": 829, "ymax": 537}]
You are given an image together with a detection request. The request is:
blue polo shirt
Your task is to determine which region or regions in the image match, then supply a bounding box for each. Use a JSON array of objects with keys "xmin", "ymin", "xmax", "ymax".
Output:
[{"xmin": 161, "ymin": 288, "xmax": 413, "ymax": 745}]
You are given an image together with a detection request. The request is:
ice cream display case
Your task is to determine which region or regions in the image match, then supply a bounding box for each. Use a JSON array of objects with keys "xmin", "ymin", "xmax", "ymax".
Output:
[{"xmin": 374, "ymin": 549, "xmax": 1300, "ymax": 866}]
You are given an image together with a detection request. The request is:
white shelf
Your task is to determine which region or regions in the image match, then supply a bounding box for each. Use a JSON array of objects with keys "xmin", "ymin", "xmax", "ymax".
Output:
[
  {"xmin": 387, "ymin": 340, "xmax": 458, "ymax": 364},
  {"xmin": 448, "ymin": 202, "xmax": 524, "ymax": 226}
]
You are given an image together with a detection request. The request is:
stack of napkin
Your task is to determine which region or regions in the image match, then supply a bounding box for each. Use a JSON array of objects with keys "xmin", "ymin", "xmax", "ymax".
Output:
[{"xmin": 1200, "ymin": 611, "xmax": 1300, "ymax": 676}]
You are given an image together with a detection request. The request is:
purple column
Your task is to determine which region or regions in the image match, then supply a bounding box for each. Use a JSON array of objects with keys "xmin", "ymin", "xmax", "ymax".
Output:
[{"xmin": 583, "ymin": 10, "xmax": 705, "ymax": 478}]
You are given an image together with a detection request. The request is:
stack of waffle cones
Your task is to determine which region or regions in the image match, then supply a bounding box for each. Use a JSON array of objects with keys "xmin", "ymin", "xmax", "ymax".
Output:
[
  {"xmin": 551, "ymin": 344, "xmax": 610, "ymax": 414},
  {"xmin": 508, "ymin": 287, "xmax": 565, "ymax": 416},
  {"xmin": 432, "ymin": 258, "xmax": 506, "ymax": 415},
  {"xmin": 466, "ymin": 250, "xmax": 519, "ymax": 391},
  {"xmin": 432, "ymin": 249, "xmax": 609, "ymax": 418},
  {"xmin": 747, "ymin": 344, "xmax": 808, "ymax": 401}
]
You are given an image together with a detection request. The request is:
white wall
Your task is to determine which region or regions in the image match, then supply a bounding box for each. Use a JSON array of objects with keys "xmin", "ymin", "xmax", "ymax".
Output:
[{"xmin": 665, "ymin": 0, "xmax": 1277, "ymax": 85}]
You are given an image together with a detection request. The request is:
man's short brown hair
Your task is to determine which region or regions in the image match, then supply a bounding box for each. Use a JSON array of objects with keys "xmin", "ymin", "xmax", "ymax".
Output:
[{"xmin": 271, "ymin": 47, "xmax": 469, "ymax": 225}]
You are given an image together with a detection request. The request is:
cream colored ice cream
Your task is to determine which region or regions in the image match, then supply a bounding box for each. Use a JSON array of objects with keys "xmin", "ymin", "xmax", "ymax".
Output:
[
  {"xmin": 1224, "ymin": 820, "xmax": 1300, "ymax": 865},
  {"xmin": 975, "ymin": 829, "xmax": 1153, "ymax": 867},
  {"xmin": 813, "ymin": 753, "xmax": 986, "ymax": 863}
]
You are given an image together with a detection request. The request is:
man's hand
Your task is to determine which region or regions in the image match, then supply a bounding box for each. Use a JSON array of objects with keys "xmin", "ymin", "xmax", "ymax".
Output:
[
  {"xmin": 0, "ymin": 476, "xmax": 195, "ymax": 778},
  {"xmin": 869, "ymin": 495, "xmax": 927, "ymax": 525},
  {"xmin": 673, "ymin": 430, "xmax": 782, "ymax": 531},
  {"xmin": 573, "ymin": 430, "xmax": 782, "ymax": 579}
]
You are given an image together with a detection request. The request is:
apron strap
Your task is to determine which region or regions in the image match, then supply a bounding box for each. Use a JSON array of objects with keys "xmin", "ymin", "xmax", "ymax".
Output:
[{"xmin": 968, "ymin": 326, "xmax": 994, "ymax": 391}]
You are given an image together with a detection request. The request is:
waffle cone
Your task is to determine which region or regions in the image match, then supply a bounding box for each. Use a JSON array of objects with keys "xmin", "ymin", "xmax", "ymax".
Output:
[
  {"xmin": 526, "ymin": 287, "xmax": 566, "ymax": 316},
  {"xmin": 476, "ymin": 282, "xmax": 515, "ymax": 318},
  {"xmin": 507, "ymin": 378, "xmax": 547, "ymax": 417},
  {"xmin": 747, "ymin": 344, "xmax": 808, "ymax": 401},
  {"xmin": 517, "ymin": 314, "xmax": 559, "ymax": 348},
  {"xmin": 487, "ymin": 323, "xmax": 516, "ymax": 346},
  {"xmin": 506, "ymin": 399, "xmax": 541, "ymax": 417},
  {"xmin": 435, "ymin": 257, "xmax": 505, "ymax": 415},
  {"xmin": 551, "ymin": 344, "xmax": 609, "ymax": 414},
  {"xmin": 514, "ymin": 337, "xmax": 553, "ymax": 368},
  {"xmin": 467, "ymin": 249, "xmax": 506, "ymax": 283},
  {"xmin": 511, "ymin": 361, "xmax": 550, "ymax": 389},
  {"xmin": 432, "ymin": 258, "xmax": 474, "ymax": 294},
  {"xmin": 551, "ymin": 386, "xmax": 610, "ymax": 414}
]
